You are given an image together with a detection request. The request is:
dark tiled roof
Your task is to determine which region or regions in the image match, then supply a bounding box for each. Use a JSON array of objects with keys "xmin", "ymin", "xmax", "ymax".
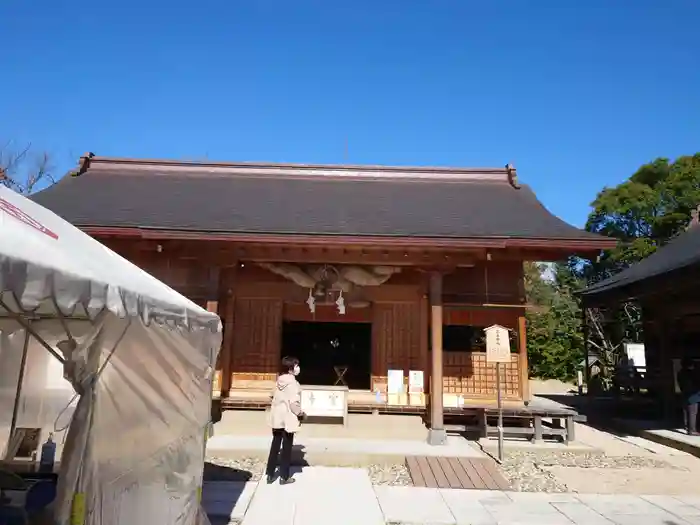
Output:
[
  {"xmin": 31, "ymin": 158, "xmax": 609, "ymax": 244},
  {"xmin": 581, "ymin": 226, "xmax": 700, "ymax": 301}
]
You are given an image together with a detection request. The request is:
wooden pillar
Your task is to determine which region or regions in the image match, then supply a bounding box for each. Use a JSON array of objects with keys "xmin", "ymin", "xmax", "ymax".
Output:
[
  {"xmin": 518, "ymin": 315, "xmax": 530, "ymax": 403},
  {"xmin": 419, "ymin": 293, "xmax": 430, "ymax": 380},
  {"xmin": 582, "ymin": 307, "xmax": 591, "ymax": 394},
  {"xmin": 220, "ymin": 265, "xmax": 238, "ymax": 397},
  {"xmin": 659, "ymin": 315, "xmax": 677, "ymax": 423},
  {"xmin": 205, "ymin": 267, "xmax": 222, "ymax": 396},
  {"xmin": 206, "ymin": 299, "xmax": 221, "ymax": 396},
  {"xmin": 427, "ymin": 272, "xmax": 447, "ymax": 445}
]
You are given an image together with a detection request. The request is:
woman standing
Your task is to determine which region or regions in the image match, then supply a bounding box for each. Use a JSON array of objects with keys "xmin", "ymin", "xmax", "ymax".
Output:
[{"xmin": 265, "ymin": 356, "xmax": 305, "ymax": 484}]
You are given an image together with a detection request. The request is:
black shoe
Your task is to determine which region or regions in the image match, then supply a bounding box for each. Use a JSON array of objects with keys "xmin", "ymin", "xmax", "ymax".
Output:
[
  {"xmin": 266, "ymin": 475, "xmax": 275, "ymax": 484},
  {"xmin": 280, "ymin": 477, "xmax": 296, "ymax": 485}
]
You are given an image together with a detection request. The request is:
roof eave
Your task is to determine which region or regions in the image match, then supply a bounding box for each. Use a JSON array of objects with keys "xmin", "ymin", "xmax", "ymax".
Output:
[
  {"xmin": 80, "ymin": 225, "xmax": 616, "ymax": 252},
  {"xmin": 581, "ymin": 262, "xmax": 700, "ymax": 306}
]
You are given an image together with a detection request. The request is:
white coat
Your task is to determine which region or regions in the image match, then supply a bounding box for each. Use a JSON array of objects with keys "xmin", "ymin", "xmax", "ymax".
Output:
[{"xmin": 268, "ymin": 373, "xmax": 302, "ymax": 433}]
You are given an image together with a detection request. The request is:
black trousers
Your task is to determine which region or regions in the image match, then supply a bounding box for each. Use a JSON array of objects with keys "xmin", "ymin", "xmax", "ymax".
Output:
[
  {"xmin": 265, "ymin": 428, "xmax": 294, "ymax": 480},
  {"xmin": 685, "ymin": 402, "xmax": 698, "ymax": 433}
]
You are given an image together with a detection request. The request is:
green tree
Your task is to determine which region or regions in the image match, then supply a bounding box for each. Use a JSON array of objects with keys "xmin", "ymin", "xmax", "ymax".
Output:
[
  {"xmin": 584, "ymin": 154, "xmax": 700, "ymax": 281},
  {"xmin": 525, "ymin": 262, "xmax": 584, "ymax": 381},
  {"xmin": 577, "ymin": 154, "xmax": 700, "ymax": 388}
]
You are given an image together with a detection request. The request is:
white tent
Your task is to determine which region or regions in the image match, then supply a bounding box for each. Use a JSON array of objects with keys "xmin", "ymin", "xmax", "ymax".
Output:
[{"xmin": 0, "ymin": 186, "xmax": 222, "ymax": 524}]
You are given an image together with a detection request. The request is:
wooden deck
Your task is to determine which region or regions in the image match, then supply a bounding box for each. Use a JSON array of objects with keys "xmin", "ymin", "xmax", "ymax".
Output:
[{"xmin": 406, "ymin": 456, "xmax": 510, "ymax": 490}]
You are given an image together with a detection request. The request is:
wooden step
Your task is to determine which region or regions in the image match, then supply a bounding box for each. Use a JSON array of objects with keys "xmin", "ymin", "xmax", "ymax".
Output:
[{"xmin": 405, "ymin": 455, "xmax": 510, "ymax": 490}]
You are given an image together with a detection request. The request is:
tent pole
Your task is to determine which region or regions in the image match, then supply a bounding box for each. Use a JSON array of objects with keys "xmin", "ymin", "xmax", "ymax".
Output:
[
  {"xmin": 8, "ymin": 330, "xmax": 31, "ymax": 454},
  {"xmin": 0, "ymin": 299, "xmax": 65, "ymax": 364}
]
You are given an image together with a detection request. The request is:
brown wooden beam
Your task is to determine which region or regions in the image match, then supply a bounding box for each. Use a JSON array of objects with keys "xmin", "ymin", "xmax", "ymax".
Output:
[
  {"xmin": 419, "ymin": 292, "xmax": 430, "ymax": 385},
  {"xmin": 518, "ymin": 315, "xmax": 530, "ymax": 403},
  {"xmin": 220, "ymin": 265, "xmax": 238, "ymax": 397},
  {"xmin": 428, "ymin": 272, "xmax": 447, "ymax": 445},
  {"xmin": 96, "ymin": 237, "xmax": 605, "ymax": 265},
  {"xmin": 83, "ymin": 225, "xmax": 617, "ymax": 252},
  {"xmin": 100, "ymin": 238, "xmax": 482, "ymax": 267}
]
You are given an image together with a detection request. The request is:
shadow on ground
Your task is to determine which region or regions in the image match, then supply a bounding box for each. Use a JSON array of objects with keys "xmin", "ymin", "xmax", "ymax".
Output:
[
  {"xmin": 203, "ymin": 462, "xmax": 254, "ymax": 482},
  {"xmin": 203, "ymin": 444, "xmax": 310, "ymax": 523},
  {"xmin": 537, "ymin": 392, "xmax": 685, "ymax": 441}
]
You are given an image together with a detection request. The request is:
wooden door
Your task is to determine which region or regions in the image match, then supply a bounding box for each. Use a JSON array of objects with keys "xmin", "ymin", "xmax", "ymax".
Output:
[
  {"xmin": 371, "ymin": 302, "xmax": 421, "ymax": 391},
  {"xmin": 231, "ymin": 297, "xmax": 283, "ymax": 388}
]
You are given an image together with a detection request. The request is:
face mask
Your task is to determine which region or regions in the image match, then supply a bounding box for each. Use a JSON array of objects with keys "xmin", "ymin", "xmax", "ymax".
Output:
[{"xmin": 293, "ymin": 365, "xmax": 301, "ymax": 376}]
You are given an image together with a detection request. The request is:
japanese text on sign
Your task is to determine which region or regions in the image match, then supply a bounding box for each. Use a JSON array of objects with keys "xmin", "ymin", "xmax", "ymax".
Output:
[{"xmin": 485, "ymin": 324, "xmax": 511, "ymax": 363}]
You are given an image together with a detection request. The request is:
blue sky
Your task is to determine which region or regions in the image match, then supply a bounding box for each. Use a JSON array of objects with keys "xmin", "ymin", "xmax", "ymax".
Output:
[{"xmin": 2, "ymin": 1, "xmax": 699, "ymax": 227}]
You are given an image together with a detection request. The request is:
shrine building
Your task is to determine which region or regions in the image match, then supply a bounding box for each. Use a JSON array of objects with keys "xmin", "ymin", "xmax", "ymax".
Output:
[{"xmin": 32, "ymin": 155, "xmax": 615, "ymax": 439}]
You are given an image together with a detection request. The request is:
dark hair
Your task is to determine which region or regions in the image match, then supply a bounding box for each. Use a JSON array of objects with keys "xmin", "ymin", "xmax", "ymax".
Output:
[{"xmin": 280, "ymin": 356, "xmax": 299, "ymax": 375}]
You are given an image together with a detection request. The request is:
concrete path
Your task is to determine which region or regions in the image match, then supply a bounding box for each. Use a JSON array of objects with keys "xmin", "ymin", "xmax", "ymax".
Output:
[
  {"xmin": 374, "ymin": 489, "xmax": 700, "ymax": 524},
  {"xmin": 204, "ymin": 476, "xmax": 700, "ymax": 524},
  {"xmin": 204, "ymin": 466, "xmax": 384, "ymax": 525},
  {"xmin": 207, "ymin": 434, "xmax": 483, "ymax": 459}
]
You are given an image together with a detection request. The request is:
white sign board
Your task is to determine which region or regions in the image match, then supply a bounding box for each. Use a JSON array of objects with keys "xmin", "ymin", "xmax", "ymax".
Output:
[
  {"xmin": 387, "ymin": 369, "xmax": 404, "ymax": 395},
  {"xmin": 300, "ymin": 387, "xmax": 347, "ymax": 419},
  {"xmin": 625, "ymin": 343, "xmax": 646, "ymax": 368},
  {"xmin": 408, "ymin": 370, "xmax": 424, "ymax": 394},
  {"xmin": 485, "ymin": 324, "xmax": 512, "ymax": 363}
]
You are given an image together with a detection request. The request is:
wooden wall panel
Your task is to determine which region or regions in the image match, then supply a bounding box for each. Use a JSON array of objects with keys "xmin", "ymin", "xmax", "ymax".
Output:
[
  {"xmin": 440, "ymin": 306, "xmax": 523, "ymax": 399},
  {"xmin": 104, "ymin": 248, "xmax": 216, "ymax": 302},
  {"xmin": 371, "ymin": 302, "xmax": 421, "ymax": 391},
  {"xmin": 444, "ymin": 308, "xmax": 521, "ymax": 330},
  {"xmin": 231, "ymin": 298, "xmax": 283, "ymax": 388},
  {"xmin": 444, "ymin": 262, "xmax": 524, "ymax": 305},
  {"xmin": 444, "ymin": 352, "xmax": 521, "ymax": 399}
]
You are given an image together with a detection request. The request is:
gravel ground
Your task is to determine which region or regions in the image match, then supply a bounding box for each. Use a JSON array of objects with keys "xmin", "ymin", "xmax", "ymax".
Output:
[
  {"xmin": 207, "ymin": 519, "xmax": 240, "ymax": 525},
  {"xmin": 205, "ymin": 456, "xmax": 413, "ymax": 486},
  {"xmin": 498, "ymin": 450, "xmax": 680, "ymax": 493},
  {"xmin": 205, "ymin": 451, "xmax": 677, "ymax": 493},
  {"xmin": 366, "ymin": 463, "xmax": 412, "ymax": 486}
]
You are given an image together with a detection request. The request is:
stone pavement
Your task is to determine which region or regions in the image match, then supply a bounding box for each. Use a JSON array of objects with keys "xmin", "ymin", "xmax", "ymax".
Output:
[
  {"xmin": 203, "ymin": 467, "xmax": 700, "ymax": 524},
  {"xmin": 204, "ymin": 466, "xmax": 384, "ymax": 525}
]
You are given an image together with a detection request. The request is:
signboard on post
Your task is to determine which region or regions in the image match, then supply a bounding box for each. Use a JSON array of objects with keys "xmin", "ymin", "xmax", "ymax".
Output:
[
  {"xmin": 484, "ymin": 324, "xmax": 511, "ymax": 463},
  {"xmin": 485, "ymin": 324, "xmax": 512, "ymax": 363}
]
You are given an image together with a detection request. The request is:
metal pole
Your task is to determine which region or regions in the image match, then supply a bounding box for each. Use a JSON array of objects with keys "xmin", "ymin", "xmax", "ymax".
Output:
[
  {"xmin": 8, "ymin": 330, "xmax": 31, "ymax": 454},
  {"xmin": 496, "ymin": 362, "xmax": 504, "ymax": 462},
  {"xmin": 582, "ymin": 306, "xmax": 590, "ymax": 395},
  {"xmin": 0, "ymin": 301, "xmax": 65, "ymax": 364}
]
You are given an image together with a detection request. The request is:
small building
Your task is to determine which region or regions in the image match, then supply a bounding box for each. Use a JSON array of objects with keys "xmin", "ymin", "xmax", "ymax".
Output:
[
  {"xmin": 32, "ymin": 155, "xmax": 614, "ymax": 438},
  {"xmin": 581, "ymin": 218, "xmax": 700, "ymax": 421}
]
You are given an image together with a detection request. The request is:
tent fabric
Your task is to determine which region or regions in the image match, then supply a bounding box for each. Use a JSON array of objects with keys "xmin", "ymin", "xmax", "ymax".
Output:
[
  {"xmin": 0, "ymin": 186, "xmax": 222, "ymax": 525},
  {"xmin": 581, "ymin": 226, "xmax": 700, "ymax": 302},
  {"xmin": 0, "ymin": 186, "xmax": 219, "ymax": 331}
]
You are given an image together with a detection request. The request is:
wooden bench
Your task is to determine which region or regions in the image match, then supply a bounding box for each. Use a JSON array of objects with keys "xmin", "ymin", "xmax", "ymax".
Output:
[{"xmin": 446, "ymin": 406, "xmax": 579, "ymax": 444}]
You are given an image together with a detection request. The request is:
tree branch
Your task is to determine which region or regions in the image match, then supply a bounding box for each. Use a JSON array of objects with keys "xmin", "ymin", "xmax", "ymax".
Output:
[{"xmin": 0, "ymin": 142, "xmax": 54, "ymax": 195}]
